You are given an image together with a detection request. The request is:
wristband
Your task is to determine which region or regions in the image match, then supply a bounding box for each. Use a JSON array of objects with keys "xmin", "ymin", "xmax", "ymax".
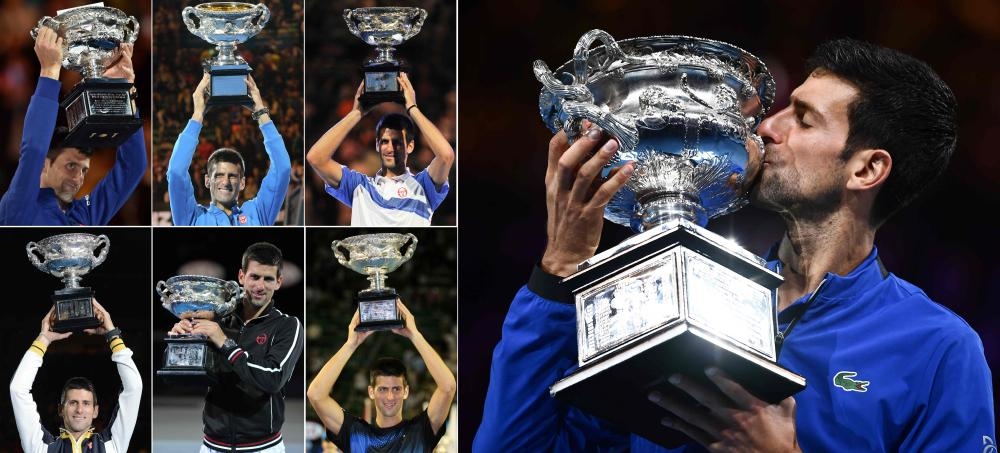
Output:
[
  {"xmin": 406, "ymin": 104, "xmax": 418, "ymax": 115},
  {"xmin": 105, "ymin": 328, "xmax": 122, "ymax": 343},
  {"xmin": 251, "ymin": 107, "xmax": 270, "ymax": 121}
]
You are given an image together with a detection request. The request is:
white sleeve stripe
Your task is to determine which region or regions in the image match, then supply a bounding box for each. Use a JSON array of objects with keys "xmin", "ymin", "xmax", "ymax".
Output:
[{"xmin": 245, "ymin": 316, "xmax": 301, "ymax": 373}]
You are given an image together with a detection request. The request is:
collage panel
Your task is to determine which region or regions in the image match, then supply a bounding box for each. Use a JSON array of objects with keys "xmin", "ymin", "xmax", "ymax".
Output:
[
  {"xmin": 1, "ymin": 227, "xmax": 152, "ymax": 452},
  {"xmin": 304, "ymin": 0, "xmax": 456, "ymax": 226},
  {"xmin": 305, "ymin": 227, "xmax": 457, "ymax": 451},
  {"xmin": 152, "ymin": 227, "xmax": 305, "ymax": 452},
  {"xmin": 152, "ymin": 0, "xmax": 303, "ymax": 226},
  {"xmin": 0, "ymin": 1, "xmax": 152, "ymax": 226}
]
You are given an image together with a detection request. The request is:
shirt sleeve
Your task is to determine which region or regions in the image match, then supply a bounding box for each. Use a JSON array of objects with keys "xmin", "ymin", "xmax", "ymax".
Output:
[
  {"xmin": 166, "ymin": 120, "xmax": 203, "ymax": 225},
  {"xmin": 414, "ymin": 169, "xmax": 449, "ymax": 211},
  {"xmin": 0, "ymin": 77, "xmax": 60, "ymax": 225},
  {"xmin": 10, "ymin": 345, "xmax": 50, "ymax": 453},
  {"xmin": 218, "ymin": 315, "xmax": 304, "ymax": 394},
  {"xmin": 323, "ymin": 165, "xmax": 365, "ymax": 207},
  {"xmin": 329, "ymin": 411, "xmax": 358, "ymax": 453},
  {"xmin": 103, "ymin": 345, "xmax": 143, "ymax": 453},
  {"xmin": 250, "ymin": 121, "xmax": 291, "ymax": 225},
  {"xmin": 898, "ymin": 324, "xmax": 996, "ymax": 451},
  {"xmin": 82, "ymin": 127, "xmax": 148, "ymax": 225},
  {"xmin": 473, "ymin": 266, "xmax": 629, "ymax": 452}
]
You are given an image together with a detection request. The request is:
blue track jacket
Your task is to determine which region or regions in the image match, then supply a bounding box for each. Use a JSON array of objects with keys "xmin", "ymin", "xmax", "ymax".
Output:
[
  {"xmin": 167, "ymin": 119, "xmax": 290, "ymax": 226},
  {"xmin": 0, "ymin": 77, "xmax": 147, "ymax": 225},
  {"xmin": 474, "ymin": 247, "xmax": 995, "ymax": 452}
]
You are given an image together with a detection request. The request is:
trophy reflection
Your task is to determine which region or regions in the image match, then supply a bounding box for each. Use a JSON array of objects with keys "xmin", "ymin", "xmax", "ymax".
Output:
[
  {"xmin": 343, "ymin": 7, "xmax": 427, "ymax": 109},
  {"xmin": 29, "ymin": 5, "xmax": 141, "ymax": 148},
  {"xmin": 535, "ymin": 29, "xmax": 798, "ymax": 447},
  {"xmin": 27, "ymin": 233, "xmax": 110, "ymax": 332},
  {"xmin": 183, "ymin": 2, "xmax": 270, "ymax": 107},
  {"xmin": 157, "ymin": 275, "xmax": 242, "ymax": 381},
  {"xmin": 332, "ymin": 233, "xmax": 418, "ymax": 331}
]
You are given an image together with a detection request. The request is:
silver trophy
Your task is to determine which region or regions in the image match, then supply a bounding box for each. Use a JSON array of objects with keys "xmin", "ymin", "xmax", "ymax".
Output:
[
  {"xmin": 183, "ymin": 2, "xmax": 270, "ymax": 107},
  {"xmin": 156, "ymin": 275, "xmax": 242, "ymax": 380},
  {"xmin": 30, "ymin": 6, "xmax": 141, "ymax": 148},
  {"xmin": 332, "ymin": 233, "xmax": 418, "ymax": 331},
  {"xmin": 535, "ymin": 29, "xmax": 799, "ymax": 448},
  {"xmin": 343, "ymin": 7, "xmax": 427, "ymax": 109},
  {"xmin": 26, "ymin": 233, "xmax": 110, "ymax": 333}
]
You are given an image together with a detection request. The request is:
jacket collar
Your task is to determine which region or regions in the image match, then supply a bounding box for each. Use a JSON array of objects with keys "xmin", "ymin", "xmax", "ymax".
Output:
[{"xmin": 766, "ymin": 243, "xmax": 888, "ymax": 309}]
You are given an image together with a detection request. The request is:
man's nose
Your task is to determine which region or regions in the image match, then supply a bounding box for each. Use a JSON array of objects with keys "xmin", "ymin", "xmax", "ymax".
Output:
[{"xmin": 756, "ymin": 108, "xmax": 786, "ymax": 146}]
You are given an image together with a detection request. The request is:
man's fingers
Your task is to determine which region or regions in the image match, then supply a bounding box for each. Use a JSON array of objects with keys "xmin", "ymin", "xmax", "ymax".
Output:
[
  {"xmin": 648, "ymin": 390, "xmax": 723, "ymax": 439},
  {"xmin": 669, "ymin": 373, "xmax": 734, "ymax": 414},
  {"xmin": 704, "ymin": 367, "xmax": 756, "ymax": 410},
  {"xmin": 571, "ymin": 138, "xmax": 619, "ymax": 203},
  {"xmin": 590, "ymin": 161, "xmax": 633, "ymax": 208},
  {"xmin": 659, "ymin": 412, "xmax": 718, "ymax": 449},
  {"xmin": 545, "ymin": 130, "xmax": 570, "ymax": 186},
  {"xmin": 554, "ymin": 128, "xmax": 606, "ymax": 192}
]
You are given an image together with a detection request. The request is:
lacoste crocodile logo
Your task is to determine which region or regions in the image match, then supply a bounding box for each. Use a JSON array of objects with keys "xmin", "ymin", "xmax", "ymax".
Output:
[{"xmin": 833, "ymin": 371, "xmax": 870, "ymax": 392}]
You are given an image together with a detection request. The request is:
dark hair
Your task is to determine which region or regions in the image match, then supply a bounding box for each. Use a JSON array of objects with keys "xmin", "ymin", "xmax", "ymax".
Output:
[
  {"xmin": 60, "ymin": 376, "xmax": 97, "ymax": 406},
  {"xmin": 47, "ymin": 127, "xmax": 94, "ymax": 160},
  {"xmin": 806, "ymin": 38, "xmax": 957, "ymax": 227},
  {"xmin": 206, "ymin": 148, "xmax": 246, "ymax": 177},
  {"xmin": 375, "ymin": 113, "xmax": 416, "ymax": 144},
  {"xmin": 241, "ymin": 241, "xmax": 283, "ymax": 276},
  {"xmin": 369, "ymin": 357, "xmax": 408, "ymax": 386}
]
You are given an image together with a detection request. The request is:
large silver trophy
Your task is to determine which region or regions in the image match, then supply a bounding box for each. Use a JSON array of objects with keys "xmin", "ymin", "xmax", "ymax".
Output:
[
  {"xmin": 535, "ymin": 29, "xmax": 800, "ymax": 447},
  {"xmin": 343, "ymin": 7, "xmax": 427, "ymax": 109},
  {"xmin": 30, "ymin": 5, "xmax": 141, "ymax": 148},
  {"xmin": 183, "ymin": 2, "xmax": 270, "ymax": 107},
  {"xmin": 27, "ymin": 233, "xmax": 110, "ymax": 333},
  {"xmin": 332, "ymin": 233, "xmax": 418, "ymax": 331},
  {"xmin": 156, "ymin": 275, "xmax": 242, "ymax": 381}
]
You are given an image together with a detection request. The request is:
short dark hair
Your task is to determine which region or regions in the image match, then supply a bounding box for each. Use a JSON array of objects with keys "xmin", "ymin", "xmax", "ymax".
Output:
[
  {"xmin": 241, "ymin": 241, "xmax": 283, "ymax": 276},
  {"xmin": 60, "ymin": 376, "xmax": 97, "ymax": 406},
  {"xmin": 369, "ymin": 357, "xmax": 408, "ymax": 386},
  {"xmin": 206, "ymin": 148, "xmax": 246, "ymax": 177},
  {"xmin": 375, "ymin": 113, "xmax": 416, "ymax": 144},
  {"xmin": 47, "ymin": 127, "xmax": 94, "ymax": 160},
  {"xmin": 806, "ymin": 38, "xmax": 957, "ymax": 227}
]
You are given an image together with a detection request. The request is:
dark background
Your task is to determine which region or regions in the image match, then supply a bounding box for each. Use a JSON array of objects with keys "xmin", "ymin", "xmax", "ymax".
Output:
[
  {"xmin": 457, "ymin": 1, "xmax": 1000, "ymax": 450},
  {"xmin": 305, "ymin": 227, "xmax": 457, "ymax": 449},
  {"xmin": 0, "ymin": 228, "xmax": 152, "ymax": 452},
  {"xmin": 0, "ymin": 0, "xmax": 152, "ymax": 225},
  {"xmin": 151, "ymin": 0, "xmax": 304, "ymax": 226},
  {"xmin": 303, "ymin": 0, "xmax": 457, "ymax": 226}
]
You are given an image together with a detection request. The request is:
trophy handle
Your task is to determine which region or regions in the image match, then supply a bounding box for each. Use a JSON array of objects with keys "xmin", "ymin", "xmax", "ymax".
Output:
[
  {"xmin": 93, "ymin": 234, "xmax": 110, "ymax": 268},
  {"xmin": 123, "ymin": 15, "xmax": 140, "ymax": 44},
  {"xmin": 331, "ymin": 240, "xmax": 349, "ymax": 266},
  {"xmin": 407, "ymin": 9, "xmax": 428, "ymax": 39},
  {"xmin": 155, "ymin": 280, "xmax": 170, "ymax": 298},
  {"xmin": 572, "ymin": 29, "xmax": 628, "ymax": 83},
  {"xmin": 342, "ymin": 9, "xmax": 360, "ymax": 36},
  {"xmin": 400, "ymin": 233, "xmax": 419, "ymax": 263},
  {"xmin": 29, "ymin": 16, "xmax": 57, "ymax": 40},
  {"xmin": 225, "ymin": 280, "xmax": 245, "ymax": 305},
  {"xmin": 182, "ymin": 6, "xmax": 200, "ymax": 31},
  {"xmin": 25, "ymin": 241, "xmax": 46, "ymax": 272},
  {"xmin": 251, "ymin": 3, "xmax": 271, "ymax": 29}
]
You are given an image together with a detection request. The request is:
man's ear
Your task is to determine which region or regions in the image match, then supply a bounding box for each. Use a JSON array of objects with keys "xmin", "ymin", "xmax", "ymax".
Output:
[
  {"xmin": 204, "ymin": 173, "xmax": 212, "ymax": 190},
  {"xmin": 846, "ymin": 148, "xmax": 891, "ymax": 191},
  {"xmin": 368, "ymin": 386, "xmax": 375, "ymax": 400}
]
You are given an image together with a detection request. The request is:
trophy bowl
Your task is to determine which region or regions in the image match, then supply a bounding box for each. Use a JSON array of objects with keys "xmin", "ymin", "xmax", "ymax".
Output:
[
  {"xmin": 535, "ymin": 29, "xmax": 774, "ymax": 232},
  {"xmin": 343, "ymin": 7, "xmax": 427, "ymax": 65},
  {"xmin": 183, "ymin": 2, "xmax": 270, "ymax": 64},
  {"xmin": 332, "ymin": 233, "xmax": 418, "ymax": 277},
  {"xmin": 30, "ymin": 6, "xmax": 139, "ymax": 79},
  {"xmin": 156, "ymin": 275, "xmax": 242, "ymax": 320},
  {"xmin": 27, "ymin": 233, "xmax": 110, "ymax": 284}
]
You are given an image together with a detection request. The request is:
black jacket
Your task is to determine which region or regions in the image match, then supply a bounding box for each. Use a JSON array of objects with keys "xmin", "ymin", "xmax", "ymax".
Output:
[{"xmin": 201, "ymin": 301, "xmax": 304, "ymax": 451}]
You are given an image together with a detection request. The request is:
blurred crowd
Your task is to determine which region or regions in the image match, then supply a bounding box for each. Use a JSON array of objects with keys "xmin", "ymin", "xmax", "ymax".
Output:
[
  {"xmin": 304, "ymin": 0, "xmax": 456, "ymax": 225},
  {"xmin": 0, "ymin": 0, "xmax": 152, "ymax": 226},
  {"xmin": 151, "ymin": 0, "xmax": 303, "ymax": 225}
]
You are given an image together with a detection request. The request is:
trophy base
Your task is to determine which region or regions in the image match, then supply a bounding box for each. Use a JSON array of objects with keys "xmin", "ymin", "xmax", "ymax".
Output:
[
  {"xmin": 157, "ymin": 335, "xmax": 216, "ymax": 385},
  {"xmin": 51, "ymin": 287, "xmax": 100, "ymax": 333},
  {"xmin": 550, "ymin": 322, "xmax": 806, "ymax": 448},
  {"xmin": 60, "ymin": 78, "xmax": 141, "ymax": 149},
  {"xmin": 205, "ymin": 62, "xmax": 253, "ymax": 108},
  {"xmin": 356, "ymin": 289, "xmax": 404, "ymax": 332},
  {"xmin": 359, "ymin": 61, "xmax": 408, "ymax": 110}
]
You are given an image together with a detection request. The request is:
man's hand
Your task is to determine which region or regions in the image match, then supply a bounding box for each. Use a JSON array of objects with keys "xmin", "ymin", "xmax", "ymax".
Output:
[
  {"xmin": 390, "ymin": 298, "xmax": 418, "ymax": 339},
  {"xmin": 346, "ymin": 309, "xmax": 374, "ymax": 348},
  {"xmin": 33, "ymin": 26, "xmax": 63, "ymax": 80},
  {"xmin": 102, "ymin": 43, "xmax": 135, "ymax": 83},
  {"xmin": 83, "ymin": 298, "xmax": 115, "ymax": 335},
  {"xmin": 648, "ymin": 368, "xmax": 800, "ymax": 453},
  {"xmin": 352, "ymin": 80, "xmax": 366, "ymax": 115},
  {"xmin": 192, "ymin": 73, "xmax": 210, "ymax": 123},
  {"xmin": 190, "ymin": 319, "xmax": 227, "ymax": 348},
  {"xmin": 399, "ymin": 72, "xmax": 416, "ymax": 108},
  {"xmin": 37, "ymin": 306, "xmax": 72, "ymax": 346},
  {"xmin": 541, "ymin": 123, "xmax": 634, "ymax": 277},
  {"xmin": 247, "ymin": 75, "xmax": 267, "ymax": 113},
  {"xmin": 168, "ymin": 318, "xmax": 194, "ymax": 336}
]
